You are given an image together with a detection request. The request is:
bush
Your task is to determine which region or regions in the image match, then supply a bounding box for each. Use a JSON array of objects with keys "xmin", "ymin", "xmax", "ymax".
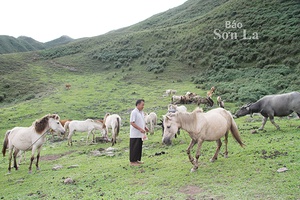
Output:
[
  {"xmin": 23, "ymin": 94, "xmax": 35, "ymax": 101},
  {"xmin": 0, "ymin": 94, "xmax": 5, "ymax": 102}
]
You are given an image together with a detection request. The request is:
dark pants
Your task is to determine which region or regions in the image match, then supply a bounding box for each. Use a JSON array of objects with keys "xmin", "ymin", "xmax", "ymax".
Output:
[{"xmin": 129, "ymin": 138, "xmax": 143, "ymax": 162}]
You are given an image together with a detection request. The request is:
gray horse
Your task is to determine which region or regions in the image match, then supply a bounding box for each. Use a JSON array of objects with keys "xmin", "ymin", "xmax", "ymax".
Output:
[{"xmin": 235, "ymin": 91, "xmax": 300, "ymax": 130}]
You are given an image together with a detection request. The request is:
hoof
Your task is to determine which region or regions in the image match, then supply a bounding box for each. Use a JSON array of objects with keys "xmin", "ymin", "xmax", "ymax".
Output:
[
  {"xmin": 36, "ymin": 167, "xmax": 40, "ymax": 170},
  {"xmin": 28, "ymin": 170, "xmax": 32, "ymax": 174},
  {"xmin": 190, "ymin": 168, "xmax": 197, "ymax": 173},
  {"xmin": 210, "ymin": 158, "xmax": 217, "ymax": 162},
  {"xmin": 224, "ymin": 154, "xmax": 228, "ymax": 158}
]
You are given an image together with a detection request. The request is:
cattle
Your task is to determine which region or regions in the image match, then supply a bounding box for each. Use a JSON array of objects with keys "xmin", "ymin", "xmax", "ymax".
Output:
[{"xmin": 235, "ymin": 91, "xmax": 300, "ymax": 130}]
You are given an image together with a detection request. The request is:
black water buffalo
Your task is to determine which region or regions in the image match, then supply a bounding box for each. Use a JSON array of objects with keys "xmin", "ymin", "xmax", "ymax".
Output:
[{"xmin": 235, "ymin": 91, "xmax": 300, "ymax": 130}]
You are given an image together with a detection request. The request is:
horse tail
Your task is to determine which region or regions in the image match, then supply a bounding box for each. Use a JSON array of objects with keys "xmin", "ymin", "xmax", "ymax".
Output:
[
  {"xmin": 2, "ymin": 130, "xmax": 11, "ymax": 157},
  {"xmin": 111, "ymin": 117, "xmax": 120, "ymax": 146},
  {"xmin": 116, "ymin": 117, "xmax": 120, "ymax": 137},
  {"xmin": 229, "ymin": 115, "xmax": 245, "ymax": 147}
]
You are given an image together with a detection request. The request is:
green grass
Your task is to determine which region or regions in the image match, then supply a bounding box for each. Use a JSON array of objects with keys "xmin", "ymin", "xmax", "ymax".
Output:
[
  {"xmin": 0, "ymin": 69, "xmax": 299, "ymax": 199},
  {"xmin": 0, "ymin": 0, "xmax": 300, "ymax": 198}
]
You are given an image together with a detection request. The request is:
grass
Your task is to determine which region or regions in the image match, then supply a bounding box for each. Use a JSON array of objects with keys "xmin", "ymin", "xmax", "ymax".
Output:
[
  {"xmin": 0, "ymin": 68, "xmax": 299, "ymax": 199},
  {"xmin": 0, "ymin": 0, "xmax": 299, "ymax": 198}
]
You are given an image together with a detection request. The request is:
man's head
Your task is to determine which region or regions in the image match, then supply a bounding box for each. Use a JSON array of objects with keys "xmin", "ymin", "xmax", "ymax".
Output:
[{"xmin": 136, "ymin": 99, "xmax": 145, "ymax": 111}]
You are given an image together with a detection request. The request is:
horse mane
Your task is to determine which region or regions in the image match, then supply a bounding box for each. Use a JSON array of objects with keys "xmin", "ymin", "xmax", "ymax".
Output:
[
  {"xmin": 173, "ymin": 107, "xmax": 203, "ymax": 131},
  {"xmin": 103, "ymin": 113, "xmax": 110, "ymax": 123},
  {"xmin": 35, "ymin": 114, "xmax": 60, "ymax": 134},
  {"xmin": 95, "ymin": 119, "xmax": 106, "ymax": 128}
]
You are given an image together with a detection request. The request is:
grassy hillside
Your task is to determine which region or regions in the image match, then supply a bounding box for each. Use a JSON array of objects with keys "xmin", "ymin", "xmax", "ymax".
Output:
[
  {"xmin": 0, "ymin": 0, "xmax": 299, "ymax": 104},
  {"xmin": 0, "ymin": 35, "xmax": 74, "ymax": 55},
  {"xmin": 0, "ymin": 70, "xmax": 299, "ymax": 199},
  {"xmin": 0, "ymin": 35, "xmax": 40, "ymax": 54},
  {"xmin": 0, "ymin": 0, "xmax": 300, "ymax": 199},
  {"xmin": 44, "ymin": 35, "xmax": 75, "ymax": 48}
]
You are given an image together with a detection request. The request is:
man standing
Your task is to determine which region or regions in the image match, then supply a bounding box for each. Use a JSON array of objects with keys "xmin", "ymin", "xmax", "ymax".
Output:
[{"xmin": 129, "ymin": 99, "xmax": 149, "ymax": 166}]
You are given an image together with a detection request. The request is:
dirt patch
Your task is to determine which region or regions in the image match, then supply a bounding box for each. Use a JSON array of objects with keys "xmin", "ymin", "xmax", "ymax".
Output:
[
  {"xmin": 259, "ymin": 150, "xmax": 288, "ymax": 159},
  {"xmin": 179, "ymin": 185, "xmax": 204, "ymax": 196},
  {"xmin": 41, "ymin": 150, "xmax": 76, "ymax": 161}
]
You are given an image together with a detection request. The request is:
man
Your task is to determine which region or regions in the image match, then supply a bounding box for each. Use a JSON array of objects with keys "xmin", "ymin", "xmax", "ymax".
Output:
[{"xmin": 129, "ymin": 99, "xmax": 149, "ymax": 166}]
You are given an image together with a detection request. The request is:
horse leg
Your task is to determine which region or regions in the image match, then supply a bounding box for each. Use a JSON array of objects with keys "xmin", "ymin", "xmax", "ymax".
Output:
[
  {"xmin": 210, "ymin": 139, "xmax": 222, "ymax": 162},
  {"xmin": 269, "ymin": 116, "xmax": 280, "ymax": 130},
  {"xmin": 63, "ymin": 126, "xmax": 68, "ymax": 140},
  {"xmin": 68, "ymin": 131, "xmax": 73, "ymax": 146},
  {"xmin": 223, "ymin": 132, "xmax": 229, "ymax": 158},
  {"xmin": 36, "ymin": 146, "xmax": 42, "ymax": 170},
  {"xmin": 186, "ymin": 140, "xmax": 196, "ymax": 170},
  {"xmin": 13, "ymin": 148, "xmax": 20, "ymax": 170},
  {"xmin": 192, "ymin": 140, "xmax": 204, "ymax": 172},
  {"xmin": 86, "ymin": 130, "xmax": 91, "ymax": 144},
  {"xmin": 8, "ymin": 148, "xmax": 13, "ymax": 173},
  {"xmin": 111, "ymin": 127, "xmax": 116, "ymax": 146},
  {"xmin": 18, "ymin": 151, "xmax": 26, "ymax": 166},
  {"xmin": 104, "ymin": 128, "xmax": 109, "ymax": 139},
  {"xmin": 92, "ymin": 130, "xmax": 96, "ymax": 143},
  {"xmin": 29, "ymin": 146, "xmax": 37, "ymax": 173},
  {"xmin": 258, "ymin": 117, "xmax": 268, "ymax": 130},
  {"xmin": 150, "ymin": 121, "xmax": 154, "ymax": 135}
]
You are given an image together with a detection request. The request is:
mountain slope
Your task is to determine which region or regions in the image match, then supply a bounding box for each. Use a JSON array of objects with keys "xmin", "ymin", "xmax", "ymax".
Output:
[
  {"xmin": 44, "ymin": 35, "xmax": 75, "ymax": 48},
  {"xmin": 0, "ymin": 0, "xmax": 299, "ymax": 104},
  {"xmin": 0, "ymin": 35, "xmax": 39, "ymax": 54},
  {"xmin": 18, "ymin": 36, "xmax": 45, "ymax": 50},
  {"xmin": 0, "ymin": 35, "xmax": 74, "ymax": 54}
]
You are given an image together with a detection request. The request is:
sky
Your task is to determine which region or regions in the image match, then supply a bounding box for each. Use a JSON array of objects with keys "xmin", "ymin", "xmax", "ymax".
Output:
[{"xmin": 1, "ymin": 0, "xmax": 187, "ymax": 43}]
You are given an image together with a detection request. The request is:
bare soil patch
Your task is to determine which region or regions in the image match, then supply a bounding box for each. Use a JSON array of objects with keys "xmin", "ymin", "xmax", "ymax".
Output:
[
  {"xmin": 41, "ymin": 150, "xmax": 76, "ymax": 161},
  {"xmin": 179, "ymin": 185, "xmax": 204, "ymax": 196}
]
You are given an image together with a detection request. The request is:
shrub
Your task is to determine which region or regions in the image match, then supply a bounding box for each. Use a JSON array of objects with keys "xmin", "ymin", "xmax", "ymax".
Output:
[
  {"xmin": 0, "ymin": 94, "xmax": 5, "ymax": 102},
  {"xmin": 23, "ymin": 94, "xmax": 35, "ymax": 101}
]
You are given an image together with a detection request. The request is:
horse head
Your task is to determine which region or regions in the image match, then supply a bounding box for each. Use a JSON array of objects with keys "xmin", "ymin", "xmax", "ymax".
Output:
[
  {"xmin": 35, "ymin": 114, "xmax": 65, "ymax": 135},
  {"xmin": 47, "ymin": 114, "xmax": 65, "ymax": 135},
  {"xmin": 162, "ymin": 113, "xmax": 179, "ymax": 145}
]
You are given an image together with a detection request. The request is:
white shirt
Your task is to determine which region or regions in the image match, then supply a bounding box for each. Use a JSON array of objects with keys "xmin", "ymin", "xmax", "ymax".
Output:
[{"xmin": 130, "ymin": 107, "xmax": 146, "ymax": 138}]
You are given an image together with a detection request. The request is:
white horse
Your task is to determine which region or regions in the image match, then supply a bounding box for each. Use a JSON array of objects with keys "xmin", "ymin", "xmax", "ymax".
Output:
[
  {"xmin": 168, "ymin": 104, "xmax": 187, "ymax": 113},
  {"xmin": 166, "ymin": 89, "xmax": 177, "ymax": 96},
  {"xmin": 171, "ymin": 95, "xmax": 183, "ymax": 104},
  {"xmin": 162, "ymin": 108, "xmax": 244, "ymax": 172},
  {"xmin": 65, "ymin": 119, "xmax": 106, "ymax": 146},
  {"xmin": 103, "ymin": 113, "xmax": 121, "ymax": 146},
  {"xmin": 144, "ymin": 112, "xmax": 157, "ymax": 135},
  {"xmin": 2, "ymin": 114, "xmax": 65, "ymax": 173}
]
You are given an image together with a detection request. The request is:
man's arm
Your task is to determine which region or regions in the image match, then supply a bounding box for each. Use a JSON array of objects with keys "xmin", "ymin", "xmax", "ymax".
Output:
[{"xmin": 130, "ymin": 122, "xmax": 146, "ymax": 133}]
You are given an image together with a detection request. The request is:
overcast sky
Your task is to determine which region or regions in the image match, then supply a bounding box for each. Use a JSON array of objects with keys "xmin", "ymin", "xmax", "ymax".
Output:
[{"xmin": 1, "ymin": 0, "xmax": 187, "ymax": 43}]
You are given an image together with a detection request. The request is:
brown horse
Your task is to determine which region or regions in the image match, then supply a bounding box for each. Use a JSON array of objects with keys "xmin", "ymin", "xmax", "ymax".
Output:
[
  {"xmin": 162, "ymin": 108, "xmax": 244, "ymax": 172},
  {"xmin": 192, "ymin": 96, "xmax": 214, "ymax": 107},
  {"xmin": 65, "ymin": 84, "xmax": 71, "ymax": 90}
]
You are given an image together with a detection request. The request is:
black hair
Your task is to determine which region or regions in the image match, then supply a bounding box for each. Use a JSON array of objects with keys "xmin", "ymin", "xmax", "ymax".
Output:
[{"xmin": 136, "ymin": 99, "xmax": 145, "ymax": 106}]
